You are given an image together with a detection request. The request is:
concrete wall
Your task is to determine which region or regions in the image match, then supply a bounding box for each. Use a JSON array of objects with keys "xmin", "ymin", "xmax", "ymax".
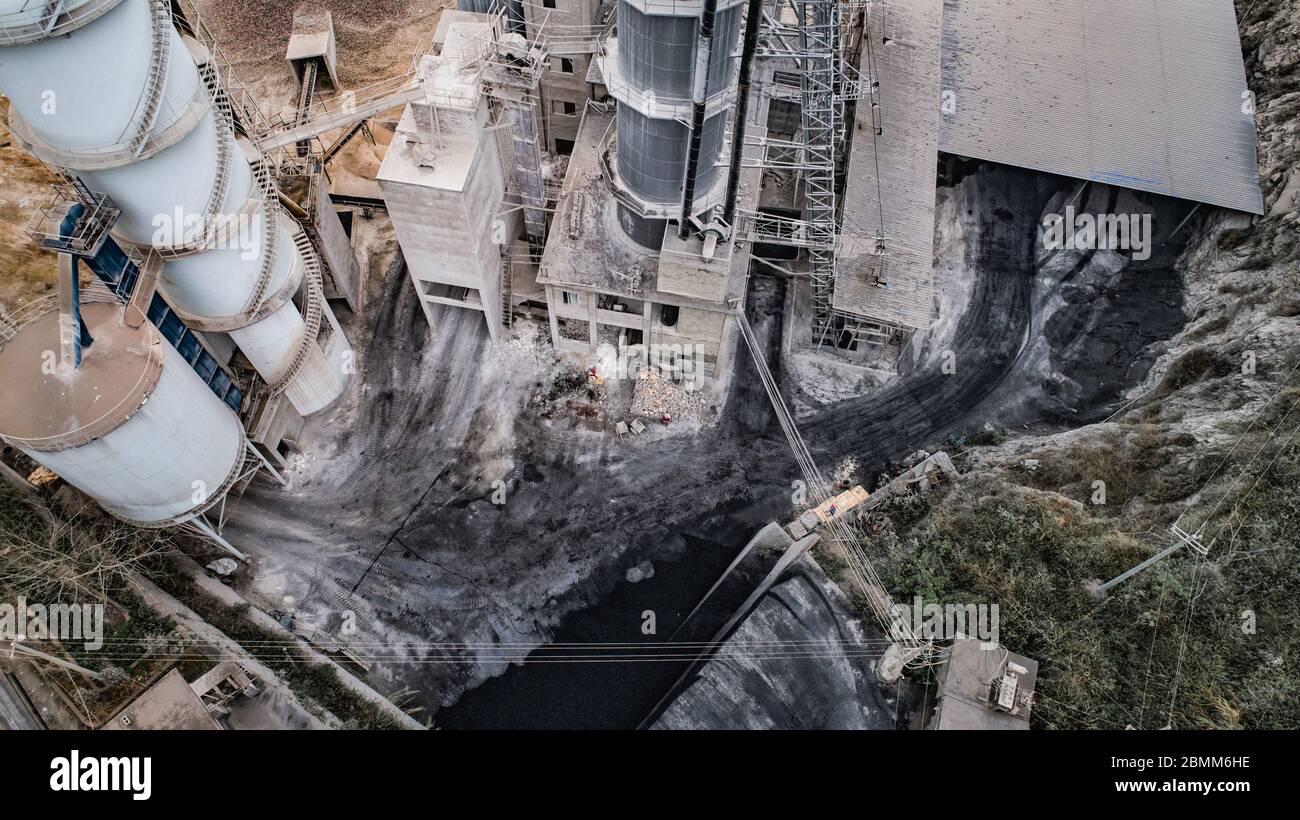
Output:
[
  {"xmin": 545, "ymin": 282, "xmax": 729, "ymax": 376},
  {"xmin": 649, "ymin": 305, "xmax": 727, "ymax": 371},
  {"xmin": 313, "ymin": 181, "xmax": 359, "ymax": 311},
  {"xmin": 378, "ymin": 107, "xmax": 512, "ymax": 340},
  {"xmin": 525, "ymin": 0, "xmax": 602, "ymax": 153},
  {"xmin": 542, "ymin": 53, "xmax": 592, "ymax": 153}
]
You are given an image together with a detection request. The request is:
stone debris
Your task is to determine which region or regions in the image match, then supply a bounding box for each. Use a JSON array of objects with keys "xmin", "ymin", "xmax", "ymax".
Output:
[
  {"xmin": 625, "ymin": 560, "xmax": 655, "ymax": 583},
  {"xmin": 629, "ymin": 369, "xmax": 709, "ymax": 424},
  {"xmin": 206, "ymin": 558, "xmax": 240, "ymax": 577},
  {"xmin": 832, "ymin": 456, "xmax": 859, "ymax": 487}
]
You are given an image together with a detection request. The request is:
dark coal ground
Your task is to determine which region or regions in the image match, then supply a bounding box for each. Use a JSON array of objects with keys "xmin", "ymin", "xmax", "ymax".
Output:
[{"xmin": 224, "ymin": 161, "xmax": 1196, "ymax": 728}]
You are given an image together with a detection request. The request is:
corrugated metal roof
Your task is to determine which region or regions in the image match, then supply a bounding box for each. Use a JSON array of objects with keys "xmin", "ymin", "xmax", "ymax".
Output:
[
  {"xmin": 938, "ymin": 0, "xmax": 1263, "ymax": 215},
  {"xmin": 834, "ymin": 0, "xmax": 942, "ymax": 331}
]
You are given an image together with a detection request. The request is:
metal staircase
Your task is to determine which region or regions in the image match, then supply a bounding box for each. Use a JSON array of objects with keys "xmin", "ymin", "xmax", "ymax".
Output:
[
  {"xmin": 500, "ymin": 254, "xmax": 514, "ymax": 330},
  {"xmin": 506, "ymin": 98, "xmax": 546, "ymax": 240},
  {"xmin": 245, "ymin": 158, "xmax": 281, "ymax": 315},
  {"xmin": 171, "ymin": 0, "xmax": 277, "ymax": 143},
  {"xmin": 38, "ymin": 0, "xmax": 63, "ymax": 36},
  {"xmin": 482, "ymin": 34, "xmax": 549, "ymax": 241},
  {"xmin": 126, "ymin": 0, "xmax": 172, "ymax": 158},
  {"xmin": 269, "ymin": 230, "xmax": 326, "ymax": 397},
  {"xmin": 198, "ymin": 61, "xmax": 235, "ymax": 246}
]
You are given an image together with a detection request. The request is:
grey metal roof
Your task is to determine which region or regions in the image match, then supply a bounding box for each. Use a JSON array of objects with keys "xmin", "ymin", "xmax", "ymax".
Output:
[{"xmin": 938, "ymin": 0, "xmax": 1264, "ymax": 215}]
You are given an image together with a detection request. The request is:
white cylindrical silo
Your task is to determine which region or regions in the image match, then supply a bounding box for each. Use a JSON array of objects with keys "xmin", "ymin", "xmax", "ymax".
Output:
[
  {"xmin": 0, "ymin": 301, "xmax": 245, "ymax": 526},
  {"xmin": 0, "ymin": 0, "xmax": 351, "ymax": 417}
]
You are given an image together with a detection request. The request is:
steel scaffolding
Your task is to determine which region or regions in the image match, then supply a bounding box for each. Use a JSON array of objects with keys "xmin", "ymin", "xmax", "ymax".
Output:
[{"xmin": 795, "ymin": 0, "xmax": 841, "ymax": 346}]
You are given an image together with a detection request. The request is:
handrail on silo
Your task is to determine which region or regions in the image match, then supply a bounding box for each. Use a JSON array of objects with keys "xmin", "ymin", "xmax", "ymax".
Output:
[{"xmin": 0, "ymin": 0, "xmax": 124, "ymax": 46}]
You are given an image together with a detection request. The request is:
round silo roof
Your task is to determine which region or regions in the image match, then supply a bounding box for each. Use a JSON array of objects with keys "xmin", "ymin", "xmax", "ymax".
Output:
[{"xmin": 0, "ymin": 301, "xmax": 163, "ymax": 452}]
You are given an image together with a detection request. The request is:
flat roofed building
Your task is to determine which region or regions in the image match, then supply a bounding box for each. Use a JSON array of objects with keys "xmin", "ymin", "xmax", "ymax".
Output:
[
  {"xmin": 378, "ymin": 19, "xmax": 518, "ymax": 342},
  {"xmin": 101, "ymin": 669, "xmax": 221, "ymax": 731},
  {"xmin": 931, "ymin": 636, "xmax": 1039, "ymax": 730},
  {"xmin": 835, "ymin": 0, "xmax": 943, "ymax": 338}
]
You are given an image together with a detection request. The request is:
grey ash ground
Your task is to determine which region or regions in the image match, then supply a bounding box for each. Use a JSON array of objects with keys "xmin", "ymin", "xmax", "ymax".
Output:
[{"xmin": 222, "ymin": 161, "xmax": 1196, "ymax": 727}]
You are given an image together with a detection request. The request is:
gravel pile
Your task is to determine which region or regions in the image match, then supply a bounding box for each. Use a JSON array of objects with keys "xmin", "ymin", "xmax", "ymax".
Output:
[
  {"xmin": 196, "ymin": 1, "xmax": 451, "ymax": 79},
  {"xmin": 199, "ymin": 0, "xmax": 416, "ymax": 41}
]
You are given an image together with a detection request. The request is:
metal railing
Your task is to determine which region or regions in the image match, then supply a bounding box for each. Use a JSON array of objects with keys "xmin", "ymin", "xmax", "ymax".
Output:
[
  {"xmin": 244, "ymin": 159, "xmax": 281, "ymax": 314},
  {"xmin": 0, "ymin": 278, "xmax": 123, "ymax": 348},
  {"xmin": 122, "ymin": 0, "xmax": 172, "ymax": 158},
  {"xmin": 171, "ymin": 0, "xmax": 277, "ymax": 139},
  {"xmin": 0, "ymin": 0, "xmax": 123, "ymax": 46},
  {"xmin": 25, "ymin": 184, "xmax": 119, "ymax": 257},
  {"xmin": 198, "ymin": 60, "xmax": 236, "ymax": 245},
  {"xmin": 4, "ymin": 80, "xmax": 208, "ymax": 170},
  {"xmin": 268, "ymin": 230, "xmax": 326, "ymax": 397}
]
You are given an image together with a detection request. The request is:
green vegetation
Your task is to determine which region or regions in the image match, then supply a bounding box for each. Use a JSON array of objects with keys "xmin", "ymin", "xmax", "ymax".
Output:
[
  {"xmin": 947, "ymin": 427, "xmax": 1008, "ymax": 450},
  {"xmin": 879, "ymin": 390, "xmax": 1300, "ymax": 729},
  {"xmin": 1, "ymin": 485, "xmax": 183, "ymax": 724},
  {"xmin": 0, "ymin": 483, "xmax": 405, "ymax": 729},
  {"xmin": 814, "ymin": 543, "xmax": 849, "ymax": 582}
]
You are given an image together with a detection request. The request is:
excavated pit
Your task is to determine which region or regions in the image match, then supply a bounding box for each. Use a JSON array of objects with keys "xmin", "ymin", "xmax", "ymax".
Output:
[{"xmin": 217, "ymin": 155, "xmax": 1197, "ymax": 727}]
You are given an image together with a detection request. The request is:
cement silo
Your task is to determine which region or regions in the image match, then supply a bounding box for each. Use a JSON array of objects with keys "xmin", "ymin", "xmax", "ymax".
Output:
[
  {"xmin": 0, "ymin": 297, "xmax": 246, "ymax": 528},
  {"xmin": 0, "ymin": 0, "xmax": 351, "ymax": 417},
  {"xmin": 603, "ymin": 0, "xmax": 745, "ymax": 246}
]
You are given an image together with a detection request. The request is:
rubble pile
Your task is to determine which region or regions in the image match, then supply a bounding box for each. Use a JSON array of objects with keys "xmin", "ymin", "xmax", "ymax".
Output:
[{"xmin": 629, "ymin": 369, "xmax": 710, "ymax": 424}]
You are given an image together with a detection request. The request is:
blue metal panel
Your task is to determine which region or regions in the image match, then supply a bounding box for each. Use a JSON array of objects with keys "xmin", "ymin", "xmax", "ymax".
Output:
[
  {"xmin": 192, "ymin": 353, "xmax": 217, "ymax": 383},
  {"xmin": 147, "ymin": 298, "xmax": 168, "ymax": 325},
  {"xmin": 69, "ymin": 225, "xmax": 245, "ymax": 414},
  {"xmin": 158, "ymin": 309, "xmax": 186, "ymax": 343},
  {"xmin": 210, "ymin": 368, "xmax": 232, "ymax": 397},
  {"xmin": 176, "ymin": 332, "xmax": 203, "ymax": 364}
]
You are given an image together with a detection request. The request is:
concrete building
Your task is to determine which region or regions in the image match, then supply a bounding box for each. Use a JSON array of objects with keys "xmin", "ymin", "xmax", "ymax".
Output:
[
  {"xmin": 102, "ymin": 669, "xmax": 222, "ymax": 731},
  {"xmin": 930, "ymin": 636, "xmax": 1038, "ymax": 730},
  {"xmin": 393, "ymin": 0, "xmax": 1264, "ymax": 383},
  {"xmin": 522, "ymin": 0, "xmax": 606, "ymax": 156},
  {"xmin": 535, "ymin": 0, "xmax": 761, "ymax": 383},
  {"xmin": 537, "ymin": 99, "xmax": 761, "ymax": 381},
  {"xmin": 378, "ymin": 17, "xmax": 519, "ymax": 342}
]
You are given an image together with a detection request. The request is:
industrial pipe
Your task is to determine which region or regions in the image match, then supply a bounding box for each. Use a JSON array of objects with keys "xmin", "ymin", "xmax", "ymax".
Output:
[
  {"xmin": 723, "ymin": 0, "xmax": 765, "ymax": 226},
  {"xmin": 678, "ymin": 0, "xmax": 719, "ymax": 237}
]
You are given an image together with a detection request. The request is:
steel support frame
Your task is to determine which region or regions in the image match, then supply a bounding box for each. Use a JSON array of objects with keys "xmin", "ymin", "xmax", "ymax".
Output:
[{"xmin": 793, "ymin": 0, "xmax": 841, "ymax": 347}]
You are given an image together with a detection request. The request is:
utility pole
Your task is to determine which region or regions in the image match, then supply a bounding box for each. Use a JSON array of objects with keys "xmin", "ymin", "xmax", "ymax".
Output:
[{"xmin": 1087, "ymin": 524, "xmax": 1209, "ymax": 598}]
